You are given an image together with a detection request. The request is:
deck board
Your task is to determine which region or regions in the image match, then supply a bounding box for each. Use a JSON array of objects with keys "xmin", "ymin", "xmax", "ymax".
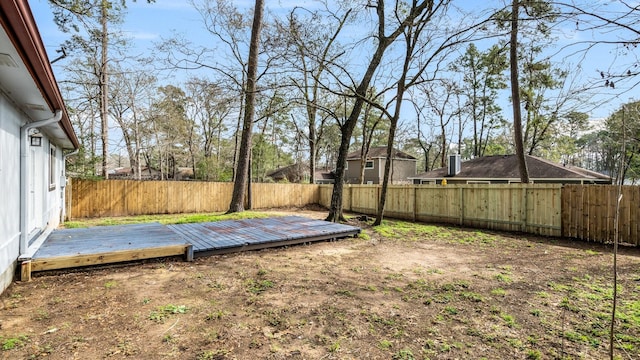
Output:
[
  {"xmin": 22, "ymin": 216, "xmax": 360, "ymax": 278},
  {"xmin": 26, "ymin": 223, "xmax": 192, "ymax": 275},
  {"xmin": 167, "ymin": 216, "xmax": 360, "ymax": 255},
  {"xmin": 33, "ymin": 223, "xmax": 188, "ymax": 258}
]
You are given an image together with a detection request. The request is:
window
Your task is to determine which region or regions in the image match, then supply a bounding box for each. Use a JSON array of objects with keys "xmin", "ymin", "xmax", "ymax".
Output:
[
  {"xmin": 49, "ymin": 144, "xmax": 56, "ymax": 190},
  {"xmin": 365, "ymin": 160, "xmax": 374, "ymax": 169}
]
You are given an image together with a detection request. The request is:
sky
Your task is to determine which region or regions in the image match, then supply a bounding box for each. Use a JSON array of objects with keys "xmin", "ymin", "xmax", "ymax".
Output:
[{"xmin": 28, "ymin": 0, "xmax": 636, "ymax": 122}]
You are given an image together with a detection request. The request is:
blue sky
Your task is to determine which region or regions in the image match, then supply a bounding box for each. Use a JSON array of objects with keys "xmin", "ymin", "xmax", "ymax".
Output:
[{"xmin": 28, "ymin": 0, "xmax": 634, "ymax": 121}]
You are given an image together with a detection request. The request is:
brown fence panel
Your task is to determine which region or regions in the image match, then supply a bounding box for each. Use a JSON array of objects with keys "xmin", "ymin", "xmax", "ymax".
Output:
[
  {"xmin": 67, "ymin": 179, "xmax": 318, "ymax": 219},
  {"xmin": 384, "ymin": 186, "xmax": 416, "ymax": 221},
  {"xmin": 562, "ymin": 185, "xmax": 640, "ymax": 246},
  {"xmin": 250, "ymin": 183, "xmax": 319, "ymax": 209},
  {"xmin": 415, "ymin": 185, "xmax": 461, "ymax": 224}
]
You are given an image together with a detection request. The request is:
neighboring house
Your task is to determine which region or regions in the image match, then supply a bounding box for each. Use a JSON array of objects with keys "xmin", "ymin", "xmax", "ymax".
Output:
[
  {"xmin": 110, "ymin": 166, "xmax": 192, "ymax": 181},
  {"xmin": 266, "ymin": 163, "xmax": 310, "ymax": 183},
  {"xmin": 345, "ymin": 146, "xmax": 417, "ymax": 184},
  {"xmin": 314, "ymin": 167, "xmax": 335, "ymax": 184},
  {"xmin": 0, "ymin": 1, "xmax": 79, "ymax": 293},
  {"xmin": 109, "ymin": 167, "xmax": 134, "ymax": 179},
  {"xmin": 410, "ymin": 154, "xmax": 612, "ymax": 185}
]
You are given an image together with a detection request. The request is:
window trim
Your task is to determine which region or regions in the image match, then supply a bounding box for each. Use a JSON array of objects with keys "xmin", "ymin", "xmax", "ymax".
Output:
[
  {"xmin": 49, "ymin": 144, "xmax": 56, "ymax": 191},
  {"xmin": 365, "ymin": 160, "xmax": 374, "ymax": 169}
]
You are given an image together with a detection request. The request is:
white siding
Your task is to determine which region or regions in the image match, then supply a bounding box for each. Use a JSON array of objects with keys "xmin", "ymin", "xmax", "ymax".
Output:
[
  {"xmin": 0, "ymin": 93, "xmax": 66, "ymax": 293},
  {"xmin": 0, "ymin": 93, "xmax": 22, "ymax": 290}
]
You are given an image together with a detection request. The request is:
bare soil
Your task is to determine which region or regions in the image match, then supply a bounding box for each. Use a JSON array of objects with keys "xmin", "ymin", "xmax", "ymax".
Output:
[{"xmin": 1, "ymin": 210, "xmax": 639, "ymax": 359}]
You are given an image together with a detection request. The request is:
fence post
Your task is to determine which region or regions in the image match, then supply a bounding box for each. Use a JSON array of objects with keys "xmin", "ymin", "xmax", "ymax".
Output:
[
  {"xmin": 521, "ymin": 186, "xmax": 528, "ymax": 232},
  {"xmin": 413, "ymin": 186, "xmax": 417, "ymax": 222},
  {"xmin": 459, "ymin": 186, "xmax": 464, "ymax": 226}
]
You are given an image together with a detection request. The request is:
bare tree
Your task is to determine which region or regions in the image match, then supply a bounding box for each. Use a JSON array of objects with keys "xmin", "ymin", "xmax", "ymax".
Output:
[
  {"xmin": 275, "ymin": 5, "xmax": 352, "ymax": 184},
  {"xmin": 325, "ymin": 0, "xmax": 436, "ymax": 223},
  {"xmin": 227, "ymin": 0, "xmax": 264, "ymax": 213}
]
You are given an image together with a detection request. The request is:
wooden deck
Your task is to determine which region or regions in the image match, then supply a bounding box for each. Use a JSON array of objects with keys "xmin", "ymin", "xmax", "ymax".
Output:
[
  {"xmin": 20, "ymin": 216, "xmax": 360, "ymax": 279},
  {"xmin": 167, "ymin": 216, "xmax": 361, "ymax": 257},
  {"xmin": 20, "ymin": 223, "xmax": 193, "ymax": 280}
]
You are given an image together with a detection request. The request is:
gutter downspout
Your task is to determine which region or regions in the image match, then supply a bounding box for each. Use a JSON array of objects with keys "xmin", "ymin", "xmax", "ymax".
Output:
[
  {"xmin": 60, "ymin": 148, "xmax": 79, "ymax": 222},
  {"xmin": 19, "ymin": 110, "xmax": 62, "ymax": 255}
]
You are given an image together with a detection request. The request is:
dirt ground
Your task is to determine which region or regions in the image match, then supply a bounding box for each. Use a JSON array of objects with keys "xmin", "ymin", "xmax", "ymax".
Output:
[{"xmin": 1, "ymin": 210, "xmax": 639, "ymax": 360}]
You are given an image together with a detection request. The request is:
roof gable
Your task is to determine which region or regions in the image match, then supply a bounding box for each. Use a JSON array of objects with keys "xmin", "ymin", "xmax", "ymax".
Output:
[{"xmin": 412, "ymin": 155, "xmax": 611, "ymax": 182}]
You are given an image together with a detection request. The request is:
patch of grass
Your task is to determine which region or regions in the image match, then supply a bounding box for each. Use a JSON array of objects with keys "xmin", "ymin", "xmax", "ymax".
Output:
[
  {"xmin": 366, "ymin": 313, "xmax": 397, "ymax": 327},
  {"xmin": 460, "ymin": 291, "xmax": 484, "ymax": 302},
  {"xmin": 328, "ymin": 339, "xmax": 341, "ymax": 352},
  {"xmin": 584, "ymin": 249, "xmax": 600, "ymax": 255},
  {"xmin": 559, "ymin": 297, "xmax": 581, "ymax": 313},
  {"xmin": 491, "ymin": 288, "xmax": 506, "ymax": 296},
  {"xmin": 385, "ymin": 272, "xmax": 404, "ymax": 280},
  {"xmin": 535, "ymin": 291, "xmax": 549, "ymax": 298},
  {"xmin": 205, "ymin": 310, "xmax": 228, "ymax": 320},
  {"xmin": 149, "ymin": 304, "xmax": 188, "ymax": 323},
  {"xmin": 246, "ymin": 279, "xmax": 274, "ymax": 294},
  {"xmin": 378, "ymin": 339, "xmax": 393, "ymax": 350},
  {"xmin": 392, "ymin": 348, "xmax": 415, "ymax": 360},
  {"xmin": 495, "ymin": 273, "xmax": 512, "ymax": 283},
  {"xmin": 335, "ymin": 289, "xmax": 354, "ymax": 297},
  {"xmin": 500, "ymin": 313, "xmax": 517, "ymax": 328},
  {"xmin": 373, "ymin": 220, "xmax": 448, "ymax": 241},
  {"xmin": 256, "ymin": 269, "xmax": 268, "ymax": 276},
  {"xmin": 548, "ymin": 282, "xmax": 573, "ymax": 292},
  {"xmin": 197, "ymin": 349, "xmax": 230, "ymax": 360},
  {"xmin": 526, "ymin": 349, "xmax": 542, "ymax": 360},
  {"xmin": 35, "ymin": 309, "xmax": 50, "ymax": 321},
  {"xmin": 563, "ymin": 330, "xmax": 599, "ymax": 347},
  {"xmin": 1, "ymin": 335, "xmax": 29, "ymax": 350},
  {"xmin": 104, "ymin": 280, "xmax": 117, "ymax": 289},
  {"xmin": 64, "ymin": 211, "xmax": 274, "ymax": 228},
  {"xmin": 444, "ymin": 306, "xmax": 459, "ymax": 315}
]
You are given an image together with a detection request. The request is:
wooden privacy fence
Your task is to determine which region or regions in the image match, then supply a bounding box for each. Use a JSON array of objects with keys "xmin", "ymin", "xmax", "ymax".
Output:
[
  {"xmin": 66, "ymin": 179, "xmax": 319, "ymax": 219},
  {"xmin": 319, "ymin": 184, "xmax": 562, "ymax": 236},
  {"xmin": 67, "ymin": 179, "xmax": 639, "ymax": 246},
  {"xmin": 562, "ymin": 185, "xmax": 640, "ymax": 246}
]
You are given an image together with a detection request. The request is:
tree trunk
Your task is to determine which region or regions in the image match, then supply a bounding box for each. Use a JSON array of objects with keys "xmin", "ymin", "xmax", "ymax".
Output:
[
  {"xmin": 227, "ymin": 0, "xmax": 264, "ymax": 213},
  {"xmin": 510, "ymin": 0, "xmax": 530, "ymax": 183},
  {"xmin": 231, "ymin": 84, "xmax": 245, "ymax": 182},
  {"xmin": 100, "ymin": 1, "xmax": 109, "ymax": 179}
]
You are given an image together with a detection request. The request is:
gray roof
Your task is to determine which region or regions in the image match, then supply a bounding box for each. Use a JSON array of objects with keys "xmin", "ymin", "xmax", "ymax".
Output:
[
  {"xmin": 411, "ymin": 155, "xmax": 611, "ymax": 182},
  {"xmin": 347, "ymin": 146, "xmax": 417, "ymax": 160}
]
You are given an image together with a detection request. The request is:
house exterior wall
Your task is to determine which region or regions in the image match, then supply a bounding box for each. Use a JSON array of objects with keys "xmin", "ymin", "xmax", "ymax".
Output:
[
  {"xmin": 346, "ymin": 158, "xmax": 417, "ymax": 184},
  {"xmin": 345, "ymin": 158, "xmax": 382, "ymax": 184},
  {"xmin": 0, "ymin": 93, "xmax": 23, "ymax": 291},
  {"xmin": 0, "ymin": 93, "xmax": 66, "ymax": 293},
  {"xmin": 344, "ymin": 159, "xmax": 360, "ymax": 183},
  {"xmin": 383, "ymin": 158, "xmax": 417, "ymax": 184}
]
